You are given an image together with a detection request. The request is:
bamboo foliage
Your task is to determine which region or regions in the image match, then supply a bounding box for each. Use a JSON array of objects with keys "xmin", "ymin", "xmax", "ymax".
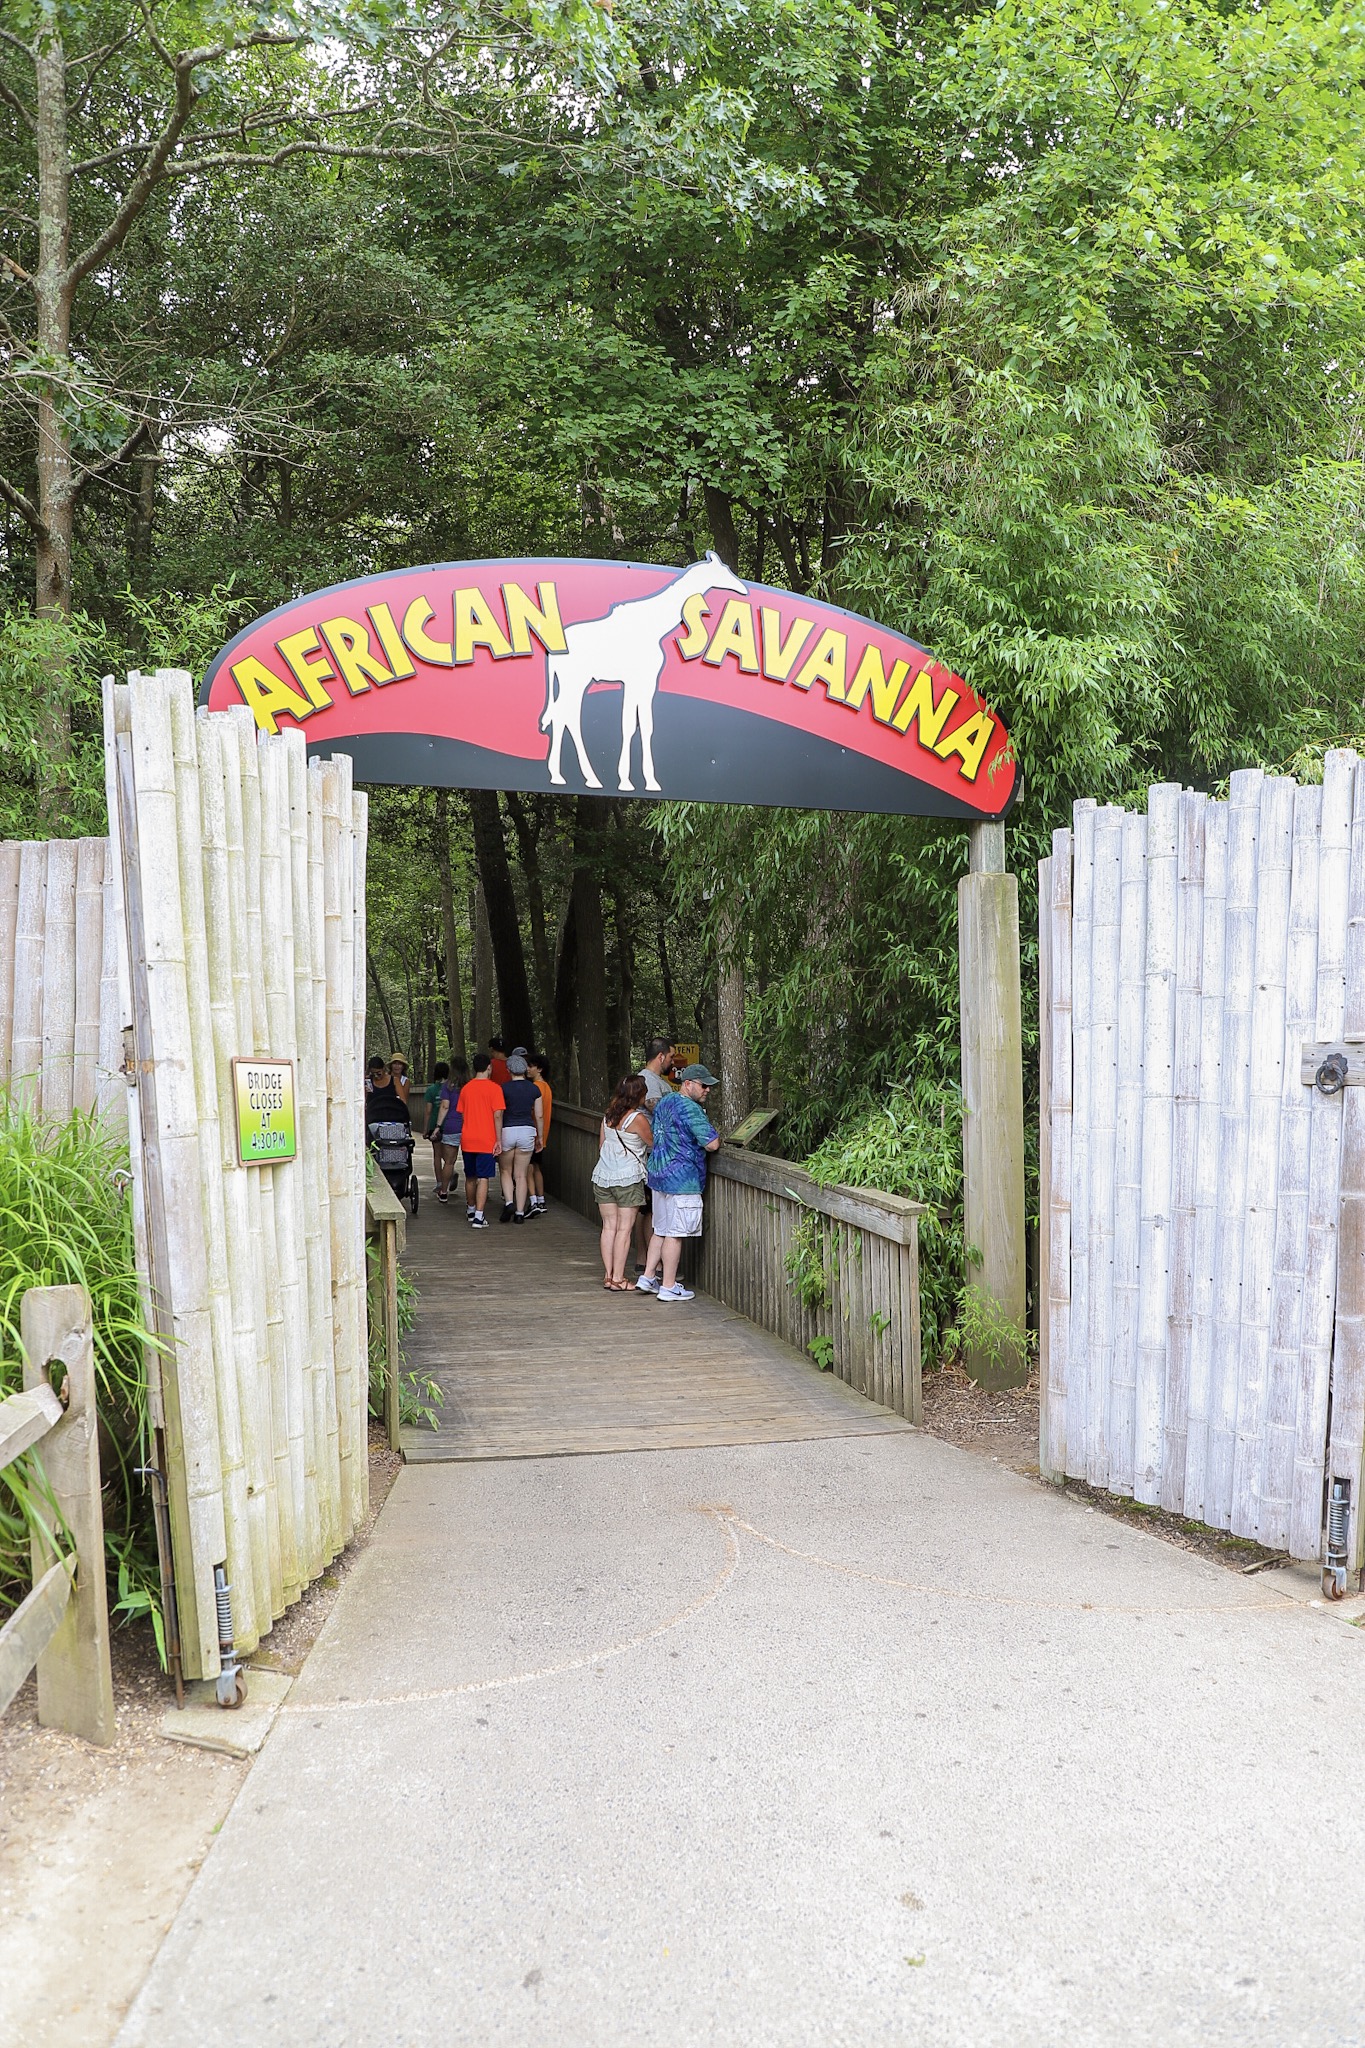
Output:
[
  {"xmin": 100, "ymin": 672, "xmax": 368, "ymax": 1682},
  {"xmin": 1041, "ymin": 760, "xmax": 1365, "ymax": 1569}
]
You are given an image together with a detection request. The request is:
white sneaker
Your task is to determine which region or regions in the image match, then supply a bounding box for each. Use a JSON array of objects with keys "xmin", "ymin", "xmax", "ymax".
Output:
[
  {"xmin": 657, "ymin": 1284, "xmax": 694, "ymax": 1302},
  {"xmin": 635, "ymin": 1274, "xmax": 661, "ymax": 1294}
]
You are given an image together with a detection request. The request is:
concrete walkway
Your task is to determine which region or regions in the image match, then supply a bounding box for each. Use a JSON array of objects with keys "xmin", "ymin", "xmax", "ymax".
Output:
[{"xmin": 118, "ymin": 1414, "xmax": 1365, "ymax": 2044}]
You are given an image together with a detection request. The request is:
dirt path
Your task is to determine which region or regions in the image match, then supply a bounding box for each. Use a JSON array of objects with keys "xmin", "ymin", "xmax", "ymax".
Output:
[{"xmin": 0, "ymin": 1430, "xmax": 400, "ymax": 2048}]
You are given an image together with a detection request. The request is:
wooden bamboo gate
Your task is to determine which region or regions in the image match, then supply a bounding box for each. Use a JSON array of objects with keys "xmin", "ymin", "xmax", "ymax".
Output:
[
  {"xmin": 544, "ymin": 1102, "xmax": 924, "ymax": 1421},
  {"xmin": 103, "ymin": 671, "xmax": 369, "ymax": 1683},
  {"xmin": 1040, "ymin": 758, "xmax": 1365, "ymax": 1577}
]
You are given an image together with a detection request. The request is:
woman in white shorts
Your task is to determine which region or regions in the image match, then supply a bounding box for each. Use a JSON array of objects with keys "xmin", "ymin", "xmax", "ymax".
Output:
[
  {"xmin": 591, "ymin": 1075, "xmax": 653, "ymax": 1289},
  {"xmin": 497, "ymin": 1055, "xmax": 545, "ymax": 1223}
]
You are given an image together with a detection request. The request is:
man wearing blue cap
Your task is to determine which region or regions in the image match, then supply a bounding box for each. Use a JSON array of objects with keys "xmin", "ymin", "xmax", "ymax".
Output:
[{"xmin": 637, "ymin": 1064, "xmax": 721, "ymax": 1303}]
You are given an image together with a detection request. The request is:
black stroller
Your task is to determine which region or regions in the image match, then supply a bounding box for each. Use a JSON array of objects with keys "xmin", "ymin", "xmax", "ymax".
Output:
[{"xmin": 369, "ymin": 1118, "xmax": 419, "ymax": 1215}]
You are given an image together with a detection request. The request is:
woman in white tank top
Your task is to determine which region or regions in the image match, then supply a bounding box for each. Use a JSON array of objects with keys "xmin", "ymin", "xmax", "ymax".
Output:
[{"xmin": 592, "ymin": 1075, "xmax": 653, "ymax": 1289}]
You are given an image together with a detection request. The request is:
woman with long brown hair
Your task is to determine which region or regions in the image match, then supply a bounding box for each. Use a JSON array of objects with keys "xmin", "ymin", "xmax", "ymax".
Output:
[{"xmin": 591, "ymin": 1075, "xmax": 653, "ymax": 1289}]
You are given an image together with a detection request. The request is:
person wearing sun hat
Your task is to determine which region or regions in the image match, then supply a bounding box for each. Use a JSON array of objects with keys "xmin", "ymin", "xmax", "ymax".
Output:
[{"xmin": 637, "ymin": 1063, "xmax": 720, "ymax": 1302}]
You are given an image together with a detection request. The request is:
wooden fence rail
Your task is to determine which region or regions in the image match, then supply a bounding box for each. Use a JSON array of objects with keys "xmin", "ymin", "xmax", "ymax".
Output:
[
  {"xmin": 543, "ymin": 1102, "xmax": 924, "ymax": 1422},
  {"xmin": 365, "ymin": 1166, "xmax": 406, "ymax": 1452},
  {"xmin": 0, "ymin": 1285, "xmax": 114, "ymax": 1744}
]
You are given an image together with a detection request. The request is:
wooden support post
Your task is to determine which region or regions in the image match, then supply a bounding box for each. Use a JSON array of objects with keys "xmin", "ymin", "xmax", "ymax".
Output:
[
  {"xmin": 382, "ymin": 1219, "xmax": 400, "ymax": 1453},
  {"xmin": 959, "ymin": 821, "xmax": 1027, "ymax": 1387},
  {"xmin": 21, "ymin": 1285, "xmax": 115, "ymax": 1746}
]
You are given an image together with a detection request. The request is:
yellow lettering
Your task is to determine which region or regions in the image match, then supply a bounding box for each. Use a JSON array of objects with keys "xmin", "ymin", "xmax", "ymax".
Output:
[
  {"xmin": 840, "ymin": 644, "xmax": 909, "ymax": 721},
  {"xmin": 676, "ymin": 592, "xmax": 711, "ymax": 658},
  {"xmin": 276, "ymin": 628, "xmax": 335, "ymax": 710},
  {"xmin": 453, "ymin": 587, "xmax": 513, "ymax": 664},
  {"xmin": 760, "ymin": 608, "xmax": 813, "ymax": 682},
  {"xmin": 701, "ymin": 598, "xmax": 760, "ymax": 673},
  {"xmin": 503, "ymin": 580, "xmax": 567, "ymax": 656},
  {"xmin": 368, "ymin": 602, "xmax": 416, "ymax": 680},
  {"xmin": 791, "ymin": 628, "xmax": 847, "ymax": 697},
  {"xmin": 319, "ymin": 615, "xmax": 394, "ymax": 696},
  {"xmin": 891, "ymin": 666, "xmax": 959, "ymax": 744},
  {"xmin": 934, "ymin": 709, "xmax": 996, "ymax": 781},
  {"xmin": 402, "ymin": 594, "xmax": 453, "ymax": 665},
  {"xmin": 230, "ymin": 657, "xmax": 313, "ymax": 736}
]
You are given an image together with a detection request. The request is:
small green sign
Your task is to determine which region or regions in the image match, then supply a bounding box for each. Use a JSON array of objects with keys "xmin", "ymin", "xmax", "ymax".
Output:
[{"xmin": 232, "ymin": 1058, "xmax": 297, "ymax": 1165}]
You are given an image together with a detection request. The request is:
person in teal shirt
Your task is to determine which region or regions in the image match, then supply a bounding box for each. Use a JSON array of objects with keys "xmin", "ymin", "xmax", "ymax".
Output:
[{"xmin": 637, "ymin": 1064, "xmax": 720, "ymax": 1303}]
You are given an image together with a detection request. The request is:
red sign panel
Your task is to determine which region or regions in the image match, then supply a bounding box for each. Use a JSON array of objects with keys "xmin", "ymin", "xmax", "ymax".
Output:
[{"xmin": 202, "ymin": 557, "xmax": 1016, "ymax": 819}]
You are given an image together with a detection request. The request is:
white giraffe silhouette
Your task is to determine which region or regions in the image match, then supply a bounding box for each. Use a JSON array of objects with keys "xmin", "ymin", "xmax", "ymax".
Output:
[{"xmin": 540, "ymin": 555, "xmax": 747, "ymax": 793}]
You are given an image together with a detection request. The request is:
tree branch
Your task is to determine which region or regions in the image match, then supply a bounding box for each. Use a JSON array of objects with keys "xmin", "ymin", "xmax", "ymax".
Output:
[
  {"xmin": 1, "ymin": 251, "xmax": 34, "ymax": 286},
  {"xmin": 0, "ymin": 469, "xmax": 48, "ymax": 540},
  {"xmin": 0, "ymin": 27, "xmax": 33, "ymax": 62},
  {"xmin": 0, "ymin": 72, "xmax": 34, "ymax": 130},
  {"xmin": 75, "ymin": 416, "xmax": 152, "ymax": 488},
  {"xmin": 65, "ymin": 31, "xmax": 299, "ymax": 294}
]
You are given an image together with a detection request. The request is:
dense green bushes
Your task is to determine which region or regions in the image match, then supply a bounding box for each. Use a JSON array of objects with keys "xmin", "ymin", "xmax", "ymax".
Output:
[{"xmin": 0, "ymin": 1100, "xmax": 161, "ymax": 1643}]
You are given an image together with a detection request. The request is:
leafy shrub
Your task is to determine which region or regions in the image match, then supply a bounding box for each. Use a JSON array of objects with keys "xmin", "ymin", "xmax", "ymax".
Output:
[
  {"xmin": 803, "ymin": 1079, "xmax": 964, "ymax": 1367},
  {"xmin": 0, "ymin": 1098, "xmax": 161, "ymax": 1638},
  {"xmin": 365, "ymin": 1245, "xmax": 443, "ymax": 1429}
]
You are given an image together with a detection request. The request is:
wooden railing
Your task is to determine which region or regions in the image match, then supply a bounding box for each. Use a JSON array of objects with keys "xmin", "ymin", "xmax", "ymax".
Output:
[
  {"xmin": 0, "ymin": 1285, "xmax": 115, "ymax": 1744},
  {"xmin": 365, "ymin": 1164, "xmax": 406, "ymax": 1451},
  {"xmin": 543, "ymin": 1103, "xmax": 925, "ymax": 1421}
]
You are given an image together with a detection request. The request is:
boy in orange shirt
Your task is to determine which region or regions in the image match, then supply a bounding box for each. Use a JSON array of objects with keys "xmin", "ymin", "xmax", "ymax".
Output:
[
  {"xmin": 456, "ymin": 1053, "xmax": 505, "ymax": 1228},
  {"xmin": 527, "ymin": 1052, "xmax": 553, "ymax": 1216}
]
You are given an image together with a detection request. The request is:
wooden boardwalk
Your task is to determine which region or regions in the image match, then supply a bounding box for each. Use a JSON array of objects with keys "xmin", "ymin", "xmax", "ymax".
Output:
[{"xmin": 399, "ymin": 1189, "xmax": 914, "ymax": 1463}]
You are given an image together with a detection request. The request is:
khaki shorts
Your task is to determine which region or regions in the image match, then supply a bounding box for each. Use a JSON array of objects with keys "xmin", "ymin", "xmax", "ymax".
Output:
[{"xmin": 593, "ymin": 1177, "xmax": 646, "ymax": 1210}]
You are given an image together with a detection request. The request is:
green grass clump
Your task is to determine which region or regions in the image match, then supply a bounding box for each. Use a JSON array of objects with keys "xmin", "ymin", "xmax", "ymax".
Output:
[
  {"xmin": 803, "ymin": 1079, "xmax": 964, "ymax": 1366},
  {"xmin": 0, "ymin": 1096, "xmax": 162, "ymax": 1643}
]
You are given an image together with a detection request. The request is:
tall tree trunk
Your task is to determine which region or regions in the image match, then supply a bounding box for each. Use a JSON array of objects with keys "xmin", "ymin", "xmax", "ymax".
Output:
[
  {"xmin": 469, "ymin": 789, "xmax": 534, "ymax": 1048},
  {"xmin": 434, "ymin": 791, "xmax": 467, "ymax": 1064},
  {"xmin": 609, "ymin": 816, "xmax": 635, "ymax": 1080},
  {"xmin": 571, "ymin": 799, "xmax": 610, "ymax": 1112},
  {"xmin": 366, "ymin": 950, "xmax": 400, "ymax": 1056},
  {"xmin": 657, "ymin": 922, "xmax": 678, "ymax": 1042},
  {"xmin": 703, "ymin": 483, "xmax": 740, "ymax": 570},
  {"xmin": 127, "ymin": 433, "xmax": 158, "ymax": 592},
  {"xmin": 396, "ymin": 938, "xmax": 419, "ymax": 1064},
  {"xmin": 472, "ymin": 883, "xmax": 494, "ymax": 1051},
  {"xmin": 423, "ymin": 940, "xmax": 439, "ymax": 1078},
  {"xmin": 33, "ymin": 26, "xmax": 75, "ymax": 823},
  {"xmin": 716, "ymin": 900, "xmax": 751, "ymax": 1133},
  {"xmin": 505, "ymin": 792, "xmax": 558, "ymax": 1065},
  {"xmin": 552, "ymin": 888, "xmax": 576, "ymax": 1079}
]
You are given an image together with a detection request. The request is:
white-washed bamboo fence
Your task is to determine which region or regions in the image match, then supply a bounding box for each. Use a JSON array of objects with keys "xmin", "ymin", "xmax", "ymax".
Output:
[
  {"xmin": 1040, "ymin": 758, "xmax": 1365, "ymax": 1574},
  {"xmin": 0, "ymin": 836, "xmax": 124, "ymax": 1127},
  {"xmin": 103, "ymin": 671, "xmax": 369, "ymax": 1683},
  {"xmin": 544, "ymin": 1102, "xmax": 924, "ymax": 1420}
]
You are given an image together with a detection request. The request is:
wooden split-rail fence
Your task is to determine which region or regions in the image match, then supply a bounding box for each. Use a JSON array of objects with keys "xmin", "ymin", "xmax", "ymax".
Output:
[
  {"xmin": 1040, "ymin": 758, "xmax": 1365, "ymax": 1582},
  {"xmin": 0, "ymin": 1287, "xmax": 114, "ymax": 1745},
  {"xmin": 544, "ymin": 1101, "xmax": 924, "ymax": 1421}
]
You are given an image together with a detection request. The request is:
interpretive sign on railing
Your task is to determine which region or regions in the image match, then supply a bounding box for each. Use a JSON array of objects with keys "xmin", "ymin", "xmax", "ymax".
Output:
[{"xmin": 202, "ymin": 557, "xmax": 1016, "ymax": 821}]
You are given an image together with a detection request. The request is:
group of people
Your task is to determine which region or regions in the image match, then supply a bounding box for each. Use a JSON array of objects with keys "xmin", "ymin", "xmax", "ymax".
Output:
[
  {"xmin": 364, "ymin": 1032, "xmax": 722, "ymax": 1303},
  {"xmin": 590, "ymin": 1037, "xmax": 721, "ymax": 1304},
  {"xmin": 365, "ymin": 1038, "xmax": 552, "ymax": 1227}
]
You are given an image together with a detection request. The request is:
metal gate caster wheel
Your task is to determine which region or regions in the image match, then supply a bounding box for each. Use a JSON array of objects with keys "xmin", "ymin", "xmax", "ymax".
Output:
[{"xmin": 216, "ymin": 1666, "xmax": 248, "ymax": 1707}]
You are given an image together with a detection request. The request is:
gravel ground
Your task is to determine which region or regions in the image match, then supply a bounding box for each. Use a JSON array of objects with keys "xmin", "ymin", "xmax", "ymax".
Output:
[
  {"xmin": 919, "ymin": 1355, "xmax": 1287, "ymax": 1575},
  {"xmin": 0, "ymin": 1427, "xmax": 402, "ymax": 2048}
]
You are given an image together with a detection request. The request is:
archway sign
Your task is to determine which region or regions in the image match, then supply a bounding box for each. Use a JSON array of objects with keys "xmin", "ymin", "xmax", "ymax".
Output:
[{"xmin": 202, "ymin": 556, "xmax": 1016, "ymax": 820}]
